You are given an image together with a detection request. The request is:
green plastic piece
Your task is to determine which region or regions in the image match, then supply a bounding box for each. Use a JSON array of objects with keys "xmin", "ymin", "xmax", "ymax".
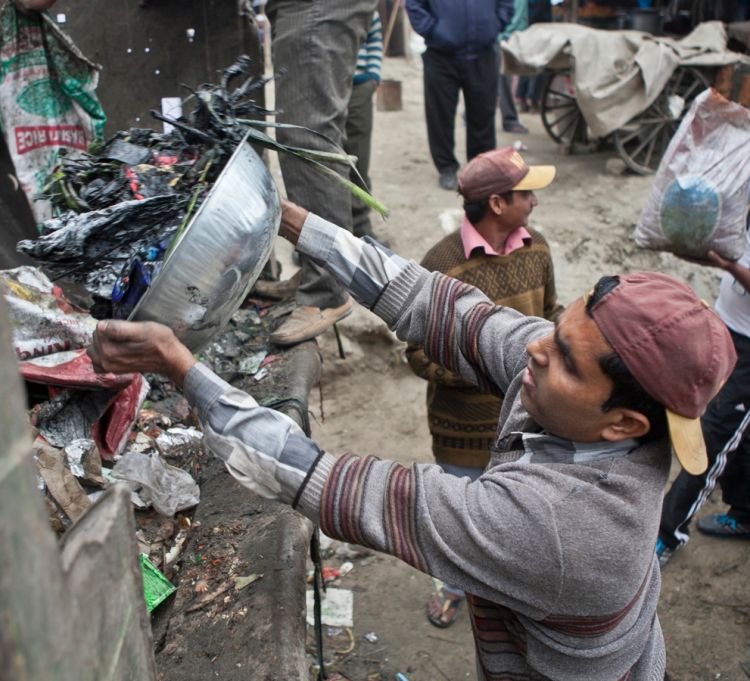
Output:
[{"xmin": 139, "ymin": 554, "xmax": 176, "ymax": 613}]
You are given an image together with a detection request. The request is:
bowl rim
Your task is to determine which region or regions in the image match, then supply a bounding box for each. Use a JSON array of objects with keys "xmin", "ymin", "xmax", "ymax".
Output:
[{"xmin": 128, "ymin": 131, "xmax": 271, "ymax": 323}]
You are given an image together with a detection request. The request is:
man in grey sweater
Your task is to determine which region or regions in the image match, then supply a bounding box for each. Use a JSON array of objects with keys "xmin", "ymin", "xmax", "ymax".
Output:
[{"xmin": 89, "ymin": 199, "xmax": 735, "ymax": 680}]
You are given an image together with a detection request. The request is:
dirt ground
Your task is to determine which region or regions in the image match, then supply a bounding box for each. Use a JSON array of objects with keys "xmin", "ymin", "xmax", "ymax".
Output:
[{"xmin": 271, "ymin": 55, "xmax": 749, "ymax": 680}]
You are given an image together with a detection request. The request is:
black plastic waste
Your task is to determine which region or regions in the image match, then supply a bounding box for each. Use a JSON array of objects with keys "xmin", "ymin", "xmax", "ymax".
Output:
[{"xmin": 17, "ymin": 55, "xmax": 272, "ymax": 317}]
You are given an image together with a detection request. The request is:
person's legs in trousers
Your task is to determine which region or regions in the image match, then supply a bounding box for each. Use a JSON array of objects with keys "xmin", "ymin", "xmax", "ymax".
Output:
[
  {"xmin": 497, "ymin": 54, "xmax": 527, "ymax": 134},
  {"xmin": 516, "ymin": 75, "xmax": 530, "ymax": 112},
  {"xmin": 422, "ymin": 48, "xmax": 461, "ymax": 189},
  {"xmin": 463, "ymin": 44, "xmax": 498, "ymax": 162},
  {"xmin": 527, "ymin": 74, "xmax": 545, "ymax": 111},
  {"xmin": 699, "ymin": 333, "xmax": 750, "ymax": 534},
  {"xmin": 659, "ymin": 330, "xmax": 750, "ymax": 559},
  {"xmin": 267, "ymin": 0, "xmax": 376, "ymax": 344},
  {"xmin": 345, "ymin": 78, "xmax": 377, "ymax": 238},
  {"xmin": 709, "ymin": 427, "xmax": 750, "ymax": 525}
]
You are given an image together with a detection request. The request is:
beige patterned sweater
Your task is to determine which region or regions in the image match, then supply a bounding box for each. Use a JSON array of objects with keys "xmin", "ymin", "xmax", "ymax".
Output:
[{"xmin": 406, "ymin": 227, "xmax": 562, "ymax": 468}]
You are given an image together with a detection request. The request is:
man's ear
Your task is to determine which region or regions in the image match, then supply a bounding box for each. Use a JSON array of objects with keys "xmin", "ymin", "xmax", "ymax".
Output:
[
  {"xmin": 488, "ymin": 193, "xmax": 507, "ymax": 216},
  {"xmin": 600, "ymin": 408, "xmax": 650, "ymax": 442}
]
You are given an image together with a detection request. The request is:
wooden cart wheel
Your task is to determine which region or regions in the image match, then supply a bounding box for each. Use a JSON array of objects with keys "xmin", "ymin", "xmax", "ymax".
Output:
[
  {"xmin": 540, "ymin": 70, "xmax": 589, "ymax": 146},
  {"xmin": 613, "ymin": 67, "xmax": 711, "ymax": 175}
]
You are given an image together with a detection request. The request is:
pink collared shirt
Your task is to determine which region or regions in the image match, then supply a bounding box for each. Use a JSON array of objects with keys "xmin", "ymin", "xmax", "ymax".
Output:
[{"xmin": 460, "ymin": 217, "xmax": 531, "ymax": 259}]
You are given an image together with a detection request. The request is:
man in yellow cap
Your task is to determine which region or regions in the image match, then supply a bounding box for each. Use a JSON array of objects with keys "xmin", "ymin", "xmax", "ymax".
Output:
[{"xmin": 407, "ymin": 147, "xmax": 563, "ymax": 627}]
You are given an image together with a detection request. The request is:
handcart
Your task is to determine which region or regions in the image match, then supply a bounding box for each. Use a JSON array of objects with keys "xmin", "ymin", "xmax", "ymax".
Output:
[{"xmin": 502, "ymin": 21, "xmax": 750, "ymax": 174}]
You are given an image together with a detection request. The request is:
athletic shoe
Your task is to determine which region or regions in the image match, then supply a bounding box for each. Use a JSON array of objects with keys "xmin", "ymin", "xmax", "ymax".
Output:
[
  {"xmin": 655, "ymin": 537, "xmax": 673, "ymax": 568},
  {"xmin": 697, "ymin": 513, "xmax": 750, "ymax": 538}
]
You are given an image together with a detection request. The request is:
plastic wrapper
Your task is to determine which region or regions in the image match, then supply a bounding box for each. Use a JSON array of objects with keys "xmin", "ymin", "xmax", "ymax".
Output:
[
  {"xmin": 64, "ymin": 438, "xmax": 105, "ymax": 486},
  {"xmin": 111, "ymin": 451, "xmax": 200, "ymax": 517},
  {"xmin": 22, "ymin": 348, "xmax": 149, "ymax": 459},
  {"xmin": 0, "ymin": 266, "xmax": 96, "ymax": 360},
  {"xmin": 635, "ymin": 89, "xmax": 750, "ymax": 261},
  {"xmin": 16, "ymin": 194, "xmax": 182, "ymax": 299}
]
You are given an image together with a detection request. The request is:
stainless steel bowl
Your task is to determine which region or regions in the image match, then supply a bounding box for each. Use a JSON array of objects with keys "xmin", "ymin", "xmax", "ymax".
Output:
[{"xmin": 130, "ymin": 137, "xmax": 280, "ymax": 351}]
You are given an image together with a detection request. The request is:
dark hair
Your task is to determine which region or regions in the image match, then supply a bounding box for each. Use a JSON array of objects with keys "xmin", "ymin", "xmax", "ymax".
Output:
[
  {"xmin": 585, "ymin": 275, "xmax": 668, "ymax": 441},
  {"xmin": 463, "ymin": 191, "xmax": 515, "ymax": 226}
]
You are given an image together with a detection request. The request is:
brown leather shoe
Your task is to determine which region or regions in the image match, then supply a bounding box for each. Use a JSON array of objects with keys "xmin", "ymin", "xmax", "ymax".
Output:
[
  {"xmin": 270, "ymin": 298, "xmax": 353, "ymax": 346},
  {"xmin": 253, "ymin": 270, "xmax": 301, "ymax": 300}
]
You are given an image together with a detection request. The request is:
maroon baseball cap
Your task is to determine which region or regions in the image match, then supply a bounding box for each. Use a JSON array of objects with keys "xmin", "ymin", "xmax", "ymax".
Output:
[
  {"xmin": 587, "ymin": 272, "xmax": 736, "ymax": 474},
  {"xmin": 458, "ymin": 147, "xmax": 556, "ymax": 202}
]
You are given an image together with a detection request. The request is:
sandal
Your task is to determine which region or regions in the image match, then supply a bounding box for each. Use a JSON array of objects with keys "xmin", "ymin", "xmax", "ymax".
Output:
[{"xmin": 426, "ymin": 587, "xmax": 463, "ymax": 628}]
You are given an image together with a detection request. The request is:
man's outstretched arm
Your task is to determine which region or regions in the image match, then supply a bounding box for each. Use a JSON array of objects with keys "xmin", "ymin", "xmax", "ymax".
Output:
[
  {"xmin": 88, "ymin": 320, "xmax": 562, "ymax": 614},
  {"xmin": 280, "ymin": 199, "xmax": 549, "ymax": 396}
]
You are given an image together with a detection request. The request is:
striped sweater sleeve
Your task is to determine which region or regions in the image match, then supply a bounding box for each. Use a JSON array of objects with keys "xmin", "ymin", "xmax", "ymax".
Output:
[
  {"xmin": 353, "ymin": 14, "xmax": 383, "ymax": 84},
  {"xmin": 296, "ymin": 212, "xmax": 552, "ymax": 395},
  {"xmin": 296, "ymin": 452, "xmax": 565, "ymax": 618},
  {"xmin": 185, "ymin": 355, "xmax": 565, "ymax": 616}
]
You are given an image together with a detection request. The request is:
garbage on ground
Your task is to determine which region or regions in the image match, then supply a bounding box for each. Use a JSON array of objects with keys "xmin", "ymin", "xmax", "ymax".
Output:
[
  {"xmin": 233, "ymin": 573, "xmax": 263, "ymax": 591},
  {"xmin": 34, "ymin": 437, "xmax": 91, "ymax": 530},
  {"xmin": 364, "ymin": 632, "xmax": 379, "ymax": 643},
  {"xmin": 112, "ymin": 450, "xmax": 200, "ymax": 517},
  {"xmin": 635, "ymin": 89, "xmax": 750, "ymax": 260},
  {"xmin": 199, "ymin": 303, "xmax": 274, "ymax": 382},
  {"xmin": 22, "ymin": 347, "xmax": 148, "ymax": 460},
  {"xmin": 140, "ymin": 553, "xmax": 176, "ymax": 612},
  {"xmin": 339, "ymin": 561, "xmax": 354, "ymax": 577},
  {"xmin": 63, "ymin": 438, "xmax": 105, "ymax": 486},
  {"xmin": 237, "ymin": 350, "xmax": 268, "ymax": 375},
  {"xmin": 322, "ymin": 566, "xmax": 341, "ymax": 586},
  {"xmin": 164, "ymin": 521, "xmax": 192, "ymax": 568},
  {"xmin": 155, "ymin": 426, "xmax": 203, "ymax": 457},
  {"xmin": 305, "ymin": 588, "xmax": 354, "ymax": 628}
]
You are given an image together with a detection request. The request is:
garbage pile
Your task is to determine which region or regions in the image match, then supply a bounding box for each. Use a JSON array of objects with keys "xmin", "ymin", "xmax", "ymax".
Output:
[
  {"xmin": 16, "ymin": 54, "xmax": 385, "ymax": 326},
  {"xmin": 2, "ymin": 263, "xmax": 302, "ymax": 616},
  {"xmin": 17, "ymin": 55, "xmax": 272, "ymax": 319}
]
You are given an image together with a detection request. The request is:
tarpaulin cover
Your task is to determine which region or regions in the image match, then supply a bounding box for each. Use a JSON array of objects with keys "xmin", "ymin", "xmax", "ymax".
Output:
[{"xmin": 502, "ymin": 21, "xmax": 750, "ymax": 138}]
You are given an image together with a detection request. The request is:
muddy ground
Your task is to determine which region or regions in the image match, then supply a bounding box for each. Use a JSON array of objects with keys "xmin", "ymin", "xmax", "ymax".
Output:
[{"xmin": 268, "ymin": 54, "xmax": 750, "ymax": 681}]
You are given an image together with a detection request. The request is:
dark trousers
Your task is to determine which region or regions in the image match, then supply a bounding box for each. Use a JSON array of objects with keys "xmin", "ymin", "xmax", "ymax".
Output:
[
  {"xmin": 267, "ymin": 0, "xmax": 376, "ymax": 309},
  {"xmin": 516, "ymin": 75, "xmax": 544, "ymax": 104},
  {"xmin": 498, "ymin": 78, "xmax": 520, "ymax": 131},
  {"xmin": 422, "ymin": 45, "xmax": 498, "ymax": 174},
  {"xmin": 659, "ymin": 328, "xmax": 750, "ymax": 549},
  {"xmin": 344, "ymin": 78, "xmax": 377, "ymax": 238}
]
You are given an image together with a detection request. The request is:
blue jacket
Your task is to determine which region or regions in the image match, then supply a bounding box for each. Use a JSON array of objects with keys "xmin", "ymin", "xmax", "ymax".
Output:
[{"xmin": 405, "ymin": 0, "xmax": 514, "ymax": 59}]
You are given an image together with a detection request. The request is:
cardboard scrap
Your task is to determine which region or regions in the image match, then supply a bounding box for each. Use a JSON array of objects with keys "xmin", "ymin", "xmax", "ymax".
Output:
[{"xmin": 34, "ymin": 437, "xmax": 91, "ymax": 523}]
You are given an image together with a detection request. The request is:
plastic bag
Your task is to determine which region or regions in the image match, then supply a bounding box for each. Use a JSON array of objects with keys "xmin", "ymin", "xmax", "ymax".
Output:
[
  {"xmin": 112, "ymin": 451, "xmax": 200, "ymax": 517},
  {"xmin": 634, "ymin": 89, "xmax": 750, "ymax": 261},
  {"xmin": 0, "ymin": 3, "xmax": 106, "ymax": 223}
]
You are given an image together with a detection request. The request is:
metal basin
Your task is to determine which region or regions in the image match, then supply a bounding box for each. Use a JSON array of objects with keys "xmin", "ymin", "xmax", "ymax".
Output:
[{"xmin": 130, "ymin": 137, "xmax": 280, "ymax": 350}]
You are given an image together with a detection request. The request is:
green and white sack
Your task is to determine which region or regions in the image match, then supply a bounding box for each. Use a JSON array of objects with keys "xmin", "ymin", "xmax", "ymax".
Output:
[{"xmin": 0, "ymin": 3, "xmax": 105, "ymax": 224}]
